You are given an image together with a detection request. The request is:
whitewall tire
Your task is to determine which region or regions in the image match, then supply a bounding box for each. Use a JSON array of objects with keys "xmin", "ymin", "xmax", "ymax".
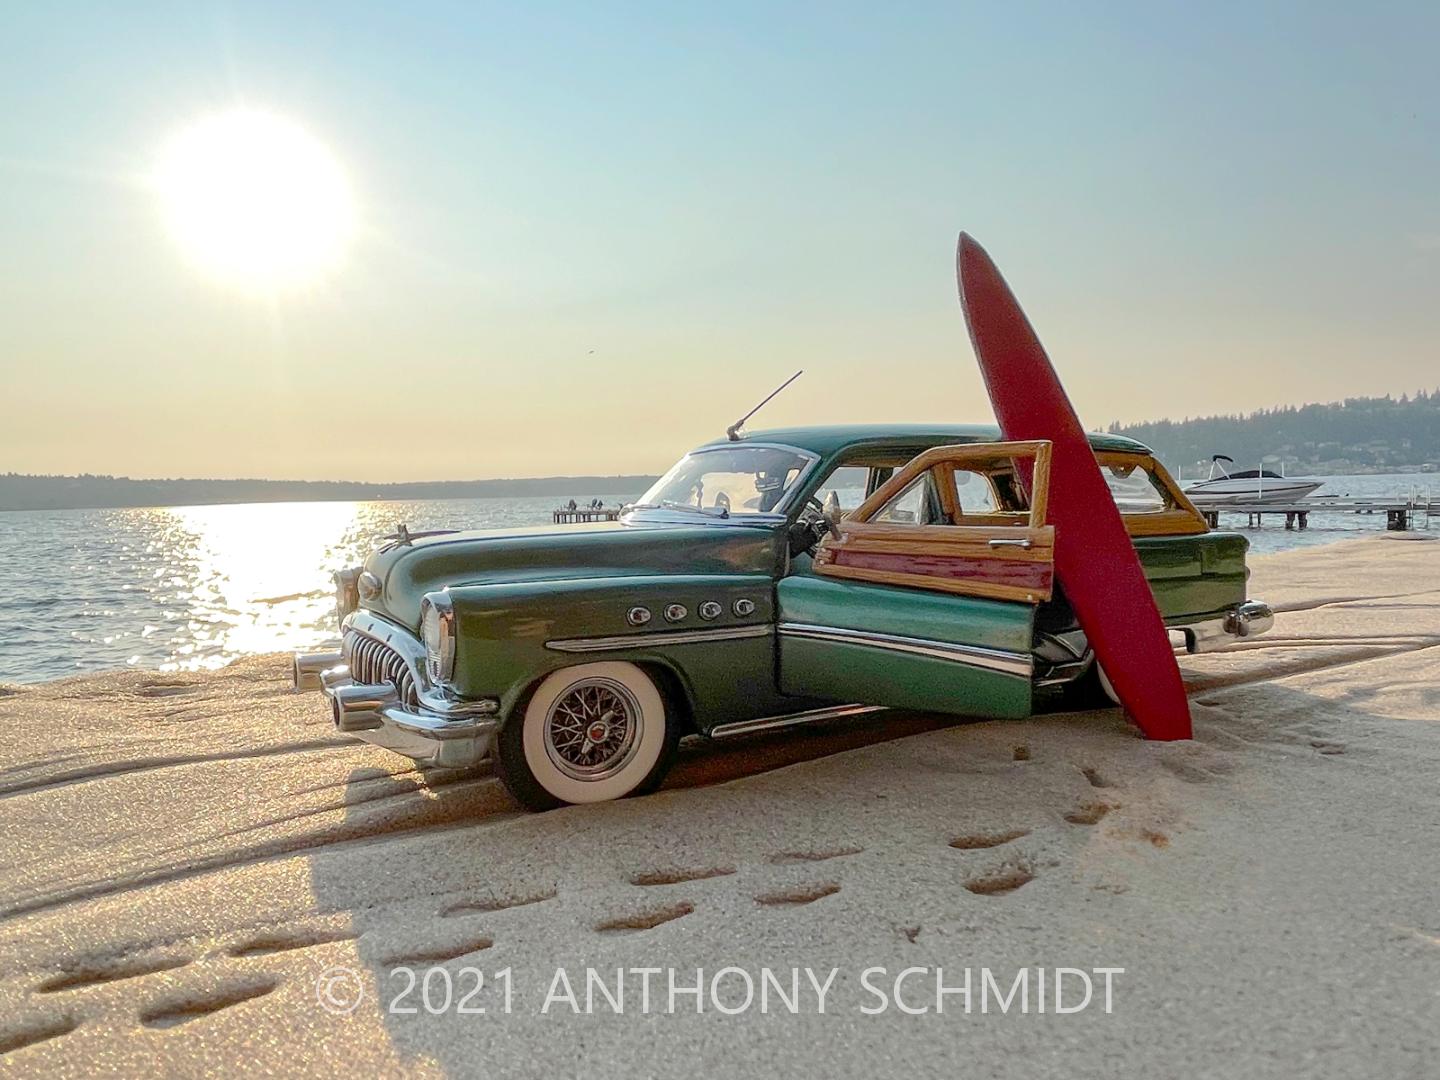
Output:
[
  {"xmin": 1094, "ymin": 661, "xmax": 1121, "ymax": 706},
  {"xmin": 496, "ymin": 661, "xmax": 678, "ymax": 811}
]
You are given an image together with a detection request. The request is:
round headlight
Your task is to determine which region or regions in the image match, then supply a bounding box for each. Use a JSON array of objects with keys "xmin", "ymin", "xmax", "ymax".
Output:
[
  {"xmin": 419, "ymin": 592, "xmax": 456, "ymax": 685},
  {"xmin": 333, "ymin": 567, "xmax": 361, "ymax": 620},
  {"xmin": 358, "ymin": 570, "xmax": 382, "ymax": 601}
]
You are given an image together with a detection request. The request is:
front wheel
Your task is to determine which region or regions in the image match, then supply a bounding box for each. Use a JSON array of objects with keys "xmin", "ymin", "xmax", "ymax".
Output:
[{"xmin": 495, "ymin": 661, "xmax": 679, "ymax": 811}]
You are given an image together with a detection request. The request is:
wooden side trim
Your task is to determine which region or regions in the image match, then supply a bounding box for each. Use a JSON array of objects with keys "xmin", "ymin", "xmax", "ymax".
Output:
[
  {"xmin": 817, "ymin": 441, "xmax": 1056, "ymax": 604},
  {"xmin": 816, "ymin": 523, "xmax": 1055, "ymax": 603},
  {"xmin": 836, "ymin": 526, "xmax": 1054, "ymax": 562},
  {"xmin": 814, "ymin": 561, "xmax": 1051, "ymax": 604},
  {"xmin": 1124, "ymin": 509, "xmax": 1209, "ymax": 537}
]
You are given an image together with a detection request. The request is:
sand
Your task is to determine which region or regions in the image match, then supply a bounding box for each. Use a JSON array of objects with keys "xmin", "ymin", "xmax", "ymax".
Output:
[{"xmin": 2, "ymin": 535, "xmax": 1439, "ymax": 1078}]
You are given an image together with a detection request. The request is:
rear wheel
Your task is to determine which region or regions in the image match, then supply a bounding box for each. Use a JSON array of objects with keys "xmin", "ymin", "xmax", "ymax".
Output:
[
  {"xmin": 495, "ymin": 662, "xmax": 679, "ymax": 811},
  {"xmin": 1063, "ymin": 658, "xmax": 1122, "ymax": 709}
]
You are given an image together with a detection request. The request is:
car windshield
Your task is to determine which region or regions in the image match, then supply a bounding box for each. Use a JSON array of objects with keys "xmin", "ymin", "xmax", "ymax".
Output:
[{"xmin": 634, "ymin": 445, "xmax": 815, "ymax": 517}]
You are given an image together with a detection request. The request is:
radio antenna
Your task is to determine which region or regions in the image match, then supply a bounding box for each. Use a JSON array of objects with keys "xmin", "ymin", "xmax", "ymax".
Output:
[{"xmin": 726, "ymin": 370, "xmax": 803, "ymax": 441}]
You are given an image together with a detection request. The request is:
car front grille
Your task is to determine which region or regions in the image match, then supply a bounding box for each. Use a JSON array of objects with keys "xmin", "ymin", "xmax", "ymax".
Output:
[{"xmin": 344, "ymin": 630, "xmax": 420, "ymax": 709}]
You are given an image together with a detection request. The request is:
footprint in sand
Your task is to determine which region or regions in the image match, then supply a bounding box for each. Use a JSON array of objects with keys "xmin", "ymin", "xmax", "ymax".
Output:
[
  {"xmin": 38, "ymin": 953, "xmax": 192, "ymax": 994},
  {"xmin": 767, "ymin": 847, "xmax": 863, "ymax": 865},
  {"xmin": 754, "ymin": 883, "xmax": 840, "ymax": 907},
  {"xmin": 440, "ymin": 890, "xmax": 556, "ymax": 918},
  {"xmin": 1064, "ymin": 802, "xmax": 1114, "ymax": 826},
  {"xmin": 139, "ymin": 978, "xmax": 278, "ymax": 1029},
  {"xmin": 629, "ymin": 867, "xmax": 735, "ymax": 887},
  {"xmin": 227, "ymin": 926, "xmax": 359, "ymax": 959},
  {"xmin": 1081, "ymin": 767, "xmax": 1113, "ymax": 789},
  {"xmin": 594, "ymin": 903, "xmax": 694, "ymax": 933},
  {"xmin": 949, "ymin": 829, "xmax": 1030, "ymax": 850},
  {"xmin": 0, "ymin": 1016, "xmax": 78, "ymax": 1056},
  {"xmin": 380, "ymin": 936, "xmax": 494, "ymax": 966},
  {"xmin": 964, "ymin": 865, "xmax": 1035, "ymax": 896}
]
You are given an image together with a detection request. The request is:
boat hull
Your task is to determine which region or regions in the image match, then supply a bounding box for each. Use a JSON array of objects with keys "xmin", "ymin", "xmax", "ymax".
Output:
[{"xmin": 1183, "ymin": 480, "xmax": 1323, "ymax": 505}]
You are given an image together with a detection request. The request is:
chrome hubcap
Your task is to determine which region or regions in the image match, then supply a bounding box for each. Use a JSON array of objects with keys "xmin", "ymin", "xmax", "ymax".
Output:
[{"xmin": 544, "ymin": 678, "xmax": 642, "ymax": 781}]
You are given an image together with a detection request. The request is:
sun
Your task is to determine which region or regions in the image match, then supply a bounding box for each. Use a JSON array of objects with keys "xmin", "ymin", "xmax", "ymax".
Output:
[{"xmin": 154, "ymin": 109, "xmax": 356, "ymax": 291}]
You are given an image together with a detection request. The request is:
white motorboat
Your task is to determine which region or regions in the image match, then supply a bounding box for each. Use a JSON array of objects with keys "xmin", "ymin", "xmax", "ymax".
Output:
[{"xmin": 1183, "ymin": 455, "xmax": 1324, "ymax": 505}]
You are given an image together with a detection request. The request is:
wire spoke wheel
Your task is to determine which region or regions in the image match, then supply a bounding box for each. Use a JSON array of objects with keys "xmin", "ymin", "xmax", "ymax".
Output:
[
  {"xmin": 501, "ymin": 661, "xmax": 679, "ymax": 810},
  {"xmin": 542, "ymin": 677, "xmax": 642, "ymax": 781}
]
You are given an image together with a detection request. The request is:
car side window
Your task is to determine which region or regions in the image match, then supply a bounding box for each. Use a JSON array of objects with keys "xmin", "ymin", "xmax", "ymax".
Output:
[
  {"xmin": 816, "ymin": 466, "xmax": 871, "ymax": 515},
  {"xmin": 872, "ymin": 475, "xmax": 930, "ymax": 524},
  {"xmin": 952, "ymin": 469, "xmax": 1000, "ymax": 514},
  {"xmin": 1103, "ymin": 461, "xmax": 1169, "ymax": 514}
]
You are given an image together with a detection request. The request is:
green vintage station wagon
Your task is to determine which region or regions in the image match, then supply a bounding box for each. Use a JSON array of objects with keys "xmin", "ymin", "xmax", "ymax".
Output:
[{"xmin": 293, "ymin": 424, "xmax": 1273, "ymax": 810}]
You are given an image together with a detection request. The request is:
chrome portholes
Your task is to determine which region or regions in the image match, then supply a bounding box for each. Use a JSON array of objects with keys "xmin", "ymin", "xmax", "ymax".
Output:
[
  {"xmin": 626, "ymin": 606, "xmax": 652, "ymax": 626},
  {"xmin": 542, "ymin": 677, "xmax": 643, "ymax": 782},
  {"xmin": 733, "ymin": 598, "xmax": 756, "ymax": 617},
  {"xmin": 698, "ymin": 601, "xmax": 722, "ymax": 621},
  {"xmin": 663, "ymin": 603, "xmax": 688, "ymax": 623}
]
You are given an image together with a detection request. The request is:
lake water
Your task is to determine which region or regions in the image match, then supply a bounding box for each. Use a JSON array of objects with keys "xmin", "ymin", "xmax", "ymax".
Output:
[{"xmin": 1, "ymin": 474, "xmax": 1435, "ymax": 685}]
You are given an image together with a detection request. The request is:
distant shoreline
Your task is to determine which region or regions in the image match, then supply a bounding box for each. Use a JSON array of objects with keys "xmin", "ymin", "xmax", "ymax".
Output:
[{"xmin": 0, "ymin": 474, "xmax": 660, "ymax": 513}]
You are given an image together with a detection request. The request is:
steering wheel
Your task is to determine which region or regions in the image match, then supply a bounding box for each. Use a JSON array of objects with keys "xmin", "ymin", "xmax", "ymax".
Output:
[{"xmin": 788, "ymin": 496, "xmax": 837, "ymax": 556}]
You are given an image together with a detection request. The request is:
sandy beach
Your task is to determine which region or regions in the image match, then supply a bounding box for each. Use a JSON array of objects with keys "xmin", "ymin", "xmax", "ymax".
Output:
[{"xmin": 2, "ymin": 535, "xmax": 1439, "ymax": 1077}]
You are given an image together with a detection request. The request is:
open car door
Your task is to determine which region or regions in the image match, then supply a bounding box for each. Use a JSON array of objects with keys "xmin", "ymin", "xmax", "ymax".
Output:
[{"xmin": 776, "ymin": 441, "xmax": 1054, "ymax": 719}]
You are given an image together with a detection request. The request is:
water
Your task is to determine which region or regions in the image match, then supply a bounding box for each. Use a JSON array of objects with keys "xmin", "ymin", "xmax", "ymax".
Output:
[
  {"xmin": 0, "ymin": 495, "xmax": 613, "ymax": 685},
  {"xmin": 1, "ymin": 475, "xmax": 1434, "ymax": 685}
]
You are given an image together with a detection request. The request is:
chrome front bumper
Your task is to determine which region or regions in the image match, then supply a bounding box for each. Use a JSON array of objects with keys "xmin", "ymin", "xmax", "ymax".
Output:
[{"xmin": 292, "ymin": 613, "xmax": 500, "ymax": 770}]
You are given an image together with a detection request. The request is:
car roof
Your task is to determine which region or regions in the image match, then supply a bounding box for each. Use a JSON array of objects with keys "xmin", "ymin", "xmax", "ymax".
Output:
[{"xmin": 700, "ymin": 423, "xmax": 1152, "ymax": 458}]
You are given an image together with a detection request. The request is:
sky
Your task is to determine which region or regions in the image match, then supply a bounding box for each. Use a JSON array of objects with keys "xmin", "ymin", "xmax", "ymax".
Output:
[{"xmin": 1, "ymin": 1, "xmax": 1437, "ymax": 482}]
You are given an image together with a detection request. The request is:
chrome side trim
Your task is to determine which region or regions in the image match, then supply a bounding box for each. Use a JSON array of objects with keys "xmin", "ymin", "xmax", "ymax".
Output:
[
  {"xmin": 708, "ymin": 703, "xmax": 886, "ymax": 740},
  {"xmin": 545, "ymin": 625, "xmax": 773, "ymax": 653},
  {"xmin": 778, "ymin": 622, "xmax": 1034, "ymax": 677}
]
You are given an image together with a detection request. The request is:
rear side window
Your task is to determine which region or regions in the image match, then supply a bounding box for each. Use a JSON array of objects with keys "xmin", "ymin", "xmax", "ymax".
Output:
[
  {"xmin": 952, "ymin": 469, "xmax": 1000, "ymax": 514},
  {"xmin": 1103, "ymin": 460, "xmax": 1169, "ymax": 513}
]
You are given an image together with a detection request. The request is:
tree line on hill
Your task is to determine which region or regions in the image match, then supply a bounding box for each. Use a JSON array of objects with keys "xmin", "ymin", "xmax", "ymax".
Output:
[
  {"xmin": 0, "ymin": 473, "xmax": 659, "ymax": 512},
  {"xmin": 1109, "ymin": 390, "xmax": 1440, "ymax": 476}
]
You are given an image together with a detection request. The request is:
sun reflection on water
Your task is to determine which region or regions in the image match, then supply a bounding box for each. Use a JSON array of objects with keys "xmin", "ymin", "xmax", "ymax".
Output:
[
  {"xmin": 0, "ymin": 493, "xmax": 591, "ymax": 684},
  {"xmin": 164, "ymin": 501, "xmax": 363, "ymax": 668}
]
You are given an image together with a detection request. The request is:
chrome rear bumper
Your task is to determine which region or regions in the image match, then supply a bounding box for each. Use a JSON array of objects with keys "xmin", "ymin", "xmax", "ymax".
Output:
[
  {"xmin": 292, "ymin": 613, "xmax": 500, "ymax": 769},
  {"xmin": 1175, "ymin": 599, "xmax": 1274, "ymax": 653}
]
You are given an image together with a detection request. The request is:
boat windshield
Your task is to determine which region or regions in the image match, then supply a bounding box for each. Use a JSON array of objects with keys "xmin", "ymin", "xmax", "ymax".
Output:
[{"xmin": 632, "ymin": 445, "xmax": 816, "ymax": 517}]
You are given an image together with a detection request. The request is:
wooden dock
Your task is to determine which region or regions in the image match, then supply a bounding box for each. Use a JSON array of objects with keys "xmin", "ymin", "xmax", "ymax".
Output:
[
  {"xmin": 553, "ymin": 506, "xmax": 623, "ymax": 523},
  {"xmin": 1199, "ymin": 497, "xmax": 1432, "ymax": 532}
]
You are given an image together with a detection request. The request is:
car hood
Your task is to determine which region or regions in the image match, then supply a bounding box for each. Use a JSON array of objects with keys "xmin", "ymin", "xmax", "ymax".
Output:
[{"xmin": 362, "ymin": 519, "xmax": 786, "ymax": 629}]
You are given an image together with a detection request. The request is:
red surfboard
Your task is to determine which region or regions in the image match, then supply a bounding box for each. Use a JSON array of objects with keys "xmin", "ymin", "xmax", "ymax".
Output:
[{"xmin": 956, "ymin": 233, "xmax": 1191, "ymax": 741}]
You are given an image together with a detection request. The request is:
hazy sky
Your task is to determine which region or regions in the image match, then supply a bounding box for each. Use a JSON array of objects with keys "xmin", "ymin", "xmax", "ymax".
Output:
[{"xmin": 2, "ymin": 2, "xmax": 1437, "ymax": 482}]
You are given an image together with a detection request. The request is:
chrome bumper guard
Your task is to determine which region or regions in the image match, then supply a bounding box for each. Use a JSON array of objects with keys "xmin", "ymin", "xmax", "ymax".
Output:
[
  {"xmin": 1175, "ymin": 599, "xmax": 1275, "ymax": 653},
  {"xmin": 292, "ymin": 613, "xmax": 499, "ymax": 770}
]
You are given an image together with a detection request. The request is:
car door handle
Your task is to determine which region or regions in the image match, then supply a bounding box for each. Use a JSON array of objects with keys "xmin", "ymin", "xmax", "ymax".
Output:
[{"xmin": 987, "ymin": 538, "xmax": 1033, "ymax": 549}]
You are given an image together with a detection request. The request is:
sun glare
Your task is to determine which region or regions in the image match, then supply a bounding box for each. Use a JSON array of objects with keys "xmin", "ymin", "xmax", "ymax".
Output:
[{"xmin": 154, "ymin": 109, "xmax": 356, "ymax": 291}]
